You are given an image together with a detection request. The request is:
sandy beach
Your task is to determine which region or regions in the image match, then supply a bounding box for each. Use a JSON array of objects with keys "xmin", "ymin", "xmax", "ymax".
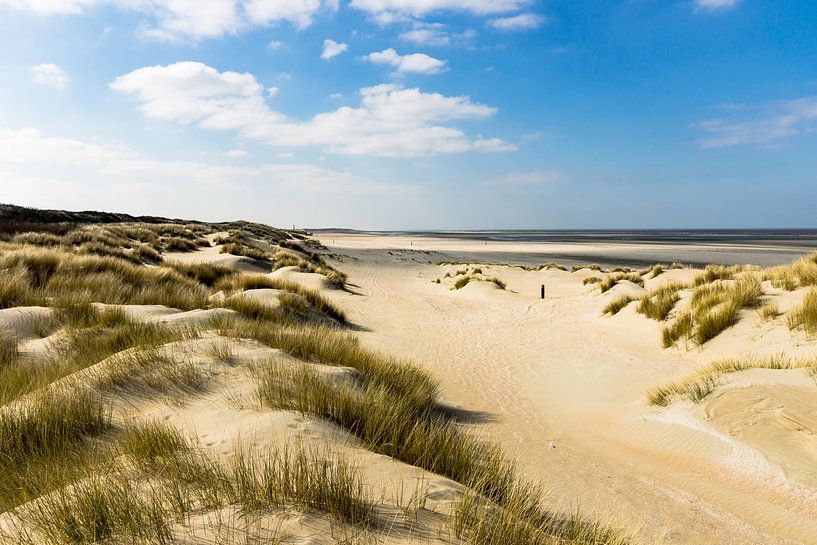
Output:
[{"xmin": 312, "ymin": 232, "xmax": 817, "ymax": 545}]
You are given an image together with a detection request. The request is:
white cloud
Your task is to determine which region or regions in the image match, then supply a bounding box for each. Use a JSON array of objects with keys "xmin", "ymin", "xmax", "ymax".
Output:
[
  {"xmin": 0, "ymin": 0, "xmax": 96, "ymax": 14},
  {"xmin": 31, "ymin": 63, "xmax": 69, "ymax": 90},
  {"xmin": 0, "ymin": 0, "xmax": 333, "ymax": 40},
  {"xmin": 485, "ymin": 170, "xmax": 564, "ymax": 186},
  {"xmin": 110, "ymin": 62, "xmax": 513, "ymax": 157},
  {"xmin": 0, "ymin": 126, "xmax": 411, "ymax": 227},
  {"xmin": 488, "ymin": 12, "xmax": 545, "ymax": 31},
  {"xmin": 366, "ymin": 48, "xmax": 447, "ymax": 75},
  {"xmin": 350, "ymin": 0, "xmax": 529, "ymax": 21},
  {"xmin": 399, "ymin": 22, "xmax": 476, "ymax": 46},
  {"xmin": 321, "ymin": 38, "xmax": 348, "ymax": 60},
  {"xmin": 694, "ymin": 0, "xmax": 739, "ymax": 9},
  {"xmin": 266, "ymin": 86, "xmax": 279, "ymax": 98},
  {"xmin": 225, "ymin": 149, "xmax": 247, "ymax": 157},
  {"xmin": 329, "ymin": 92, "xmax": 343, "ymax": 99},
  {"xmin": 693, "ymin": 97, "xmax": 817, "ymax": 148},
  {"xmin": 266, "ymin": 40, "xmax": 285, "ymax": 50}
]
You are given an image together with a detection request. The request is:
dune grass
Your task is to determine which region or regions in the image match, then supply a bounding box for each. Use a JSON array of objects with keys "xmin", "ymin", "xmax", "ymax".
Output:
[
  {"xmin": 220, "ymin": 242, "xmax": 271, "ymax": 260},
  {"xmin": 602, "ymin": 295, "xmax": 637, "ymax": 316},
  {"xmin": 759, "ymin": 302, "xmax": 780, "ymax": 320},
  {"xmin": 636, "ymin": 282, "xmax": 684, "ymax": 321},
  {"xmin": 25, "ymin": 473, "xmax": 173, "ymax": 545},
  {"xmin": 0, "ymin": 308, "xmax": 196, "ymax": 405},
  {"xmin": 647, "ymin": 355, "xmax": 816, "ymax": 406},
  {"xmin": 0, "ymin": 391, "xmax": 110, "ymax": 512},
  {"xmin": 583, "ymin": 277, "xmax": 601, "ymax": 285},
  {"xmin": 598, "ymin": 272, "xmax": 644, "ymax": 293},
  {"xmin": 0, "ymin": 332, "xmax": 18, "ymax": 368},
  {"xmin": 787, "ymin": 288, "xmax": 817, "ymax": 334},
  {"xmin": 215, "ymin": 318, "xmax": 438, "ymax": 411},
  {"xmin": 661, "ymin": 312, "xmax": 693, "ymax": 348},
  {"xmin": 271, "ymin": 249, "xmax": 346, "ymax": 288},
  {"xmin": 452, "ymin": 275, "xmax": 506, "ymax": 290},
  {"xmin": 660, "ymin": 275, "xmax": 762, "ymax": 347},
  {"xmin": 0, "ymin": 246, "xmax": 209, "ymax": 310},
  {"xmin": 765, "ymin": 254, "xmax": 817, "ymax": 290},
  {"xmin": 257, "ymin": 361, "xmax": 627, "ymax": 544},
  {"xmin": 214, "ymin": 274, "xmax": 347, "ymax": 323}
]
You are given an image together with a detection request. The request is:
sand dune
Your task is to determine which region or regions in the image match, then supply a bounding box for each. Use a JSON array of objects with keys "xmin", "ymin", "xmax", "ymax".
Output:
[{"xmin": 315, "ymin": 232, "xmax": 817, "ymax": 544}]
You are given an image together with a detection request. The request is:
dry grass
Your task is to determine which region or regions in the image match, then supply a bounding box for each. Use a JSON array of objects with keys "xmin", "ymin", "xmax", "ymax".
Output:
[
  {"xmin": 661, "ymin": 312, "xmax": 693, "ymax": 348},
  {"xmin": 583, "ymin": 277, "xmax": 601, "ymax": 285},
  {"xmin": 602, "ymin": 295, "xmax": 637, "ymax": 316},
  {"xmin": 0, "ymin": 246, "xmax": 209, "ymax": 310},
  {"xmin": 271, "ymin": 250, "xmax": 346, "ymax": 288},
  {"xmin": 220, "ymin": 242, "xmax": 271, "ymax": 260},
  {"xmin": 258, "ymin": 362, "xmax": 627, "ymax": 545},
  {"xmin": 0, "ymin": 391, "xmax": 110, "ymax": 512},
  {"xmin": 765, "ymin": 254, "xmax": 817, "ymax": 290},
  {"xmin": 598, "ymin": 272, "xmax": 643, "ymax": 293},
  {"xmin": 0, "ymin": 308, "xmax": 196, "ymax": 405},
  {"xmin": 661, "ymin": 275, "xmax": 762, "ymax": 347},
  {"xmin": 636, "ymin": 282, "xmax": 684, "ymax": 321},
  {"xmin": 213, "ymin": 274, "xmax": 346, "ymax": 323},
  {"xmin": 647, "ymin": 355, "xmax": 816, "ymax": 406},
  {"xmin": 0, "ymin": 332, "xmax": 18, "ymax": 368},
  {"xmin": 759, "ymin": 302, "xmax": 779, "ymax": 320},
  {"xmin": 787, "ymin": 288, "xmax": 817, "ymax": 334},
  {"xmin": 452, "ymin": 275, "xmax": 506, "ymax": 290}
]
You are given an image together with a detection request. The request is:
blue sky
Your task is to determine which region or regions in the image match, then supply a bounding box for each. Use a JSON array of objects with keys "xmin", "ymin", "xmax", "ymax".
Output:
[{"xmin": 1, "ymin": 0, "xmax": 816, "ymax": 229}]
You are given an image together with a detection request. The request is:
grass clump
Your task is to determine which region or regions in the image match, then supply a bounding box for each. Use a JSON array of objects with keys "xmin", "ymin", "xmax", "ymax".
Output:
[
  {"xmin": 220, "ymin": 242, "xmax": 270, "ymax": 260},
  {"xmin": 119, "ymin": 419, "xmax": 187, "ymax": 468},
  {"xmin": 0, "ymin": 391, "xmax": 110, "ymax": 512},
  {"xmin": 25, "ymin": 473, "xmax": 172, "ymax": 545},
  {"xmin": 787, "ymin": 288, "xmax": 817, "ymax": 334},
  {"xmin": 0, "ymin": 309, "xmax": 194, "ymax": 405},
  {"xmin": 598, "ymin": 272, "xmax": 644, "ymax": 293},
  {"xmin": 583, "ymin": 277, "xmax": 601, "ymax": 285},
  {"xmin": 693, "ymin": 264, "xmax": 742, "ymax": 286},
  {"xmin": 759, "ymin": 302, "xmax": 780, "ymax": 320},
  {"xmin": 213, "ymin": 274, "xmax": 346, "ymax": 323},
  {"xmin": 647, "ymin": 355, "xmax": 815, "ymax": 406},
  {"xmin": 661, "ymin": 312, "xmax": 693, "ymax": 348},
  {"xmin": 227, "ymin": 447, "xmax": 372, "ymax": 525},
  {"xmin": 0, "ymin": 332, "xmax": 18, "ymax": 368},
  {"xmin": 636, "ymin": 282, "xmax": 684, "ymax": 321},
  {"xmin": 603, "ymin": 295, "xmax": 637, "ymax": 316},
  {"xmin": 661, "ymin": 275, "xmax": 762, "ymax": 347},
  {"xmin": 453, "ymin": 276, "xmax": 471, "ymax": 290},
  {"xmin": 765, "ymin": 253, "xmax": 817, "ymax": 290},
  {"xmin": 271, "ymin": 250, "xmax": 346, "ymax": 288},
  {"xmin": 0, "ymin": 246, "xmax": 209, "ymax": 310}
]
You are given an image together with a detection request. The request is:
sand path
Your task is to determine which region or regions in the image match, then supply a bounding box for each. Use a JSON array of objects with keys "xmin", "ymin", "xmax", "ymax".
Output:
[{"xmin": 318, "ymin": 234, "xmax": 817, "ymax": 545}]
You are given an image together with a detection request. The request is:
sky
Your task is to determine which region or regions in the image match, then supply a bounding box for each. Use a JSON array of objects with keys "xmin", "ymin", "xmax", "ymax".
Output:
[{"xmin": 0, "ymin": 0, "xmax": 816, "ymax": 229}]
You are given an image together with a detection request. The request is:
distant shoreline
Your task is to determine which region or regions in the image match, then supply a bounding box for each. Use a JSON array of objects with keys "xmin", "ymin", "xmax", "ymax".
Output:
[{"xmin": 312, "ymin": 228, "xmax": 817, "ymax": 249}]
